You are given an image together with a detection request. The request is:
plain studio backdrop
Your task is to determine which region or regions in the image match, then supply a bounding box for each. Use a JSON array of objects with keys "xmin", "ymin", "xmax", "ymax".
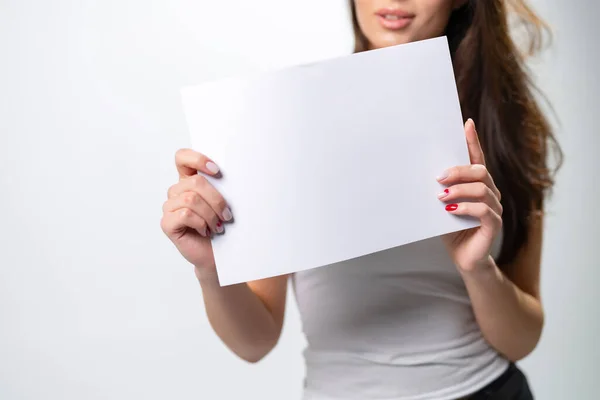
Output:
[{"xmin": 0, "ymin": 1, "xmax": 598, "ymax": 399}]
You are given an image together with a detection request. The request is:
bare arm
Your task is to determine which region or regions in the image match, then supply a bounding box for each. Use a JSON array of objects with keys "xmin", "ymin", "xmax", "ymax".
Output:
[
  {"xmin": 438, "ymin": 120, "xmax": 545, "ymax": 362},
  {"xmin": 460, "ymin": 213, "xmax": 544, "ymax": 362},
  {"xmin": 161, "ymin": 148, "xmax": 289, "ymax": 363},
  {"xmin": 197, "ymin": 270, "xmax": 289, "ymax": 363}
]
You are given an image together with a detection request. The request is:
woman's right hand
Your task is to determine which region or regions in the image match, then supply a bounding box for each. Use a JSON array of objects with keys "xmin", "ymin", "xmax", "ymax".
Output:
[{"xmin": 160, "ymin": 149, "xmax": 233, "ymax": 276}]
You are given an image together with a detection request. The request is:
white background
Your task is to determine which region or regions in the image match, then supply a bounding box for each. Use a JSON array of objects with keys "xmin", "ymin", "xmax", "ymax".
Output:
[{"xmin": 0, "ymin": 1, "xmax": 598, "ymax": 399}]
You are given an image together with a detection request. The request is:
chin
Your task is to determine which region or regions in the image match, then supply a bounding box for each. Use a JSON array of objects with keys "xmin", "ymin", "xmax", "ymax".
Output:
[{"xmin": 370, "ymin": 33, "xmax": 413, "ymax": 49}]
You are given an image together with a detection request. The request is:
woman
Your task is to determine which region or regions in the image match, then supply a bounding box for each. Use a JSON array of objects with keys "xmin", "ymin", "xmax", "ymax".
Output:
[{"xmin": 161, "ymin": 1, "xmax": 562, "ymax": 398}]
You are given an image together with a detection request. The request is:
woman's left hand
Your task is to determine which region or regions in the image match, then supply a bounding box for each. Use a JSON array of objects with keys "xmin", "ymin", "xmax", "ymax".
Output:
[{"xmin": 437, "ymin": 119, "xmax": 503, "ymax": 272}]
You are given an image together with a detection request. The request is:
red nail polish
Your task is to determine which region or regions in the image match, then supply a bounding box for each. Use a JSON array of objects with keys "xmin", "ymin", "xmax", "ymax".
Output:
[
  {"xmin": 445, "ymin": 204, "xmax": 458, "ymax": 211},
  {"xmin": 217, "ymin": 221, "xmax": 222, "ymax": 227},
  {"xmin": 444, "ymin": 188, "xmax": 449, "ymax": 194}
]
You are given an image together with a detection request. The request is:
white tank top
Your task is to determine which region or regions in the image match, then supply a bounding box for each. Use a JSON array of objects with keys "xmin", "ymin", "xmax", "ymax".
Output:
[{"xmin": 291, "ymin": 235, "xmax": 509, "ymax": 400}]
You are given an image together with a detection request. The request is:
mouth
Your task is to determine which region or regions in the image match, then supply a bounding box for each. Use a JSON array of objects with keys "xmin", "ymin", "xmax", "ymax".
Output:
[{"xmin": 375, "ymin": 8, "xmax": 415, "ymax": 30}]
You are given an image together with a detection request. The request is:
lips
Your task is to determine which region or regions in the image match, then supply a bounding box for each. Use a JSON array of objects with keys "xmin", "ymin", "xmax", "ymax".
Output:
[{"xmin": 376, "ymin": 8, "xmax": 415, "ymax": 30}]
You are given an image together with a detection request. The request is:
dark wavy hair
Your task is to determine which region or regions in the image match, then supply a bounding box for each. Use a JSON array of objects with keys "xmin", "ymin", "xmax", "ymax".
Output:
[{"xmin": 349, "ymin": 0, "xmax": 563, "ymax": 266}]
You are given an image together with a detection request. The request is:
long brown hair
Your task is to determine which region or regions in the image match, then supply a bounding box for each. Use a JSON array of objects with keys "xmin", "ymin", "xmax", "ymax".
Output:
[{"xmin": 350, "ymin": 0, "xmax": 563, "ymax": 266}]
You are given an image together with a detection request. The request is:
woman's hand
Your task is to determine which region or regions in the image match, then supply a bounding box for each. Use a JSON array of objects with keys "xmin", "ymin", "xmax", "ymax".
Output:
[
  {"xmin": 160, "ymin": 149, "xmax": 233, "ymax": 276},
  {"xmin": 437, "ymin": 119, "xmax": 503, "ymax": 272}
]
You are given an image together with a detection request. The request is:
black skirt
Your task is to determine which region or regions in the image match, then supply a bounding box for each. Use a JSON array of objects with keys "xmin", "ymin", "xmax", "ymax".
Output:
[{"xmin": 463, "ymin": 363, "xmax": 533, "ymax": 400}]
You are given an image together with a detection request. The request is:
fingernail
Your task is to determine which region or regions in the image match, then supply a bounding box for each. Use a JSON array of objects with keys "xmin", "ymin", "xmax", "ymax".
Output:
[
  {"xmin": 445, "ymin": 203, "xmax": 458, "ymax": 212},
  {"xmin": 222, "ymin": 207, "xmax": 233, "ymax": 221},
  {"xmin": 206, "ymin": 161, "xmax": 220, "ymax": 174},
  {"xmin": 438, "ymin": 188, "xmax": 449, "ymax": 199},
  {"xmin": 216, "ymin": 221, "xmax": 224, "ymax": 233},
  {"xmin": 467, "ymin": 118, "xmax": 476, "ymax": 130},
  {"xmin": 437, "ymin": 170, "xmax": 449, "ymax": 181}
]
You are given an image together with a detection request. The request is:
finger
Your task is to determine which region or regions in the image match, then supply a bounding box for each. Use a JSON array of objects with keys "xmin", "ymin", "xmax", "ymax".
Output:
[
  {"xmin": 438, "ymin": 182, "xmax": 502, "ymax": 215},
  {"xmin": 445, "ymin": 202, "xmax": 502, "ymax": 238},
  {"xmin": 162, "ymin": 192, "xmax": 223, "ymax": 234},
  {"xmin": 175, "ymin": 148, "xmax": 220, "ymax": 179},
  {"xmin": 437, "ymin": 164, "xmax": 501, "ymax": 201},
  {"xmin": 465, "ymin": 119, "xmax": 486, "ymax": 166},
  {"xmin": 161, "ymin": 208, "xmax": 209, "ymax": 237},
  {"xmin": 167, "ymin": 174, "xmax": 232, "ymax": 221}
]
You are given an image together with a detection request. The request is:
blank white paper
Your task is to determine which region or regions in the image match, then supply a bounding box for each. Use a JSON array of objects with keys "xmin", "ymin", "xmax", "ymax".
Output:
[{"xmin": 181, "ymin": 36, "xmax": 479, "ymax": 286}]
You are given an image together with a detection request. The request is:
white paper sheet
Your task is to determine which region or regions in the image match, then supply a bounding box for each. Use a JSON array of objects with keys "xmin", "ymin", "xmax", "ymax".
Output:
[{"xmin": 181, "ymin": 36, "xmax": 479, "ymax": 286}]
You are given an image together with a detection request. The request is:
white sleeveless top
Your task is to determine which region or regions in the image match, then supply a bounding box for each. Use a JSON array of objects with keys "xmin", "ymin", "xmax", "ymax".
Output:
[{"xmin": 291, "ymin": 235, "xmax": 509, "ymax": 400}]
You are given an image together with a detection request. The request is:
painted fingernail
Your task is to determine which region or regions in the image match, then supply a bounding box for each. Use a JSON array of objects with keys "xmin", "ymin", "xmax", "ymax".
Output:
[
  {"xmin": 445, "ymin": 203, "xmax": 458, "ymax": 212},
  {"xmin": 216, "ymin": 221, "xmax": 224, "ymax": 233},
  {"xmin": 222, "ymin": 207, "xmax": 233, "ymax": 221},
  {"xmin": 437, "ymin": 170, "xmax": 449, "ymax": 181},
  {"xmin": 206, "ymin": 161, "xmax": 220, "ymax": 174},
  {"xmin": 438, "ymin": 188, "xmax": 450, "ymax": 199}
]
